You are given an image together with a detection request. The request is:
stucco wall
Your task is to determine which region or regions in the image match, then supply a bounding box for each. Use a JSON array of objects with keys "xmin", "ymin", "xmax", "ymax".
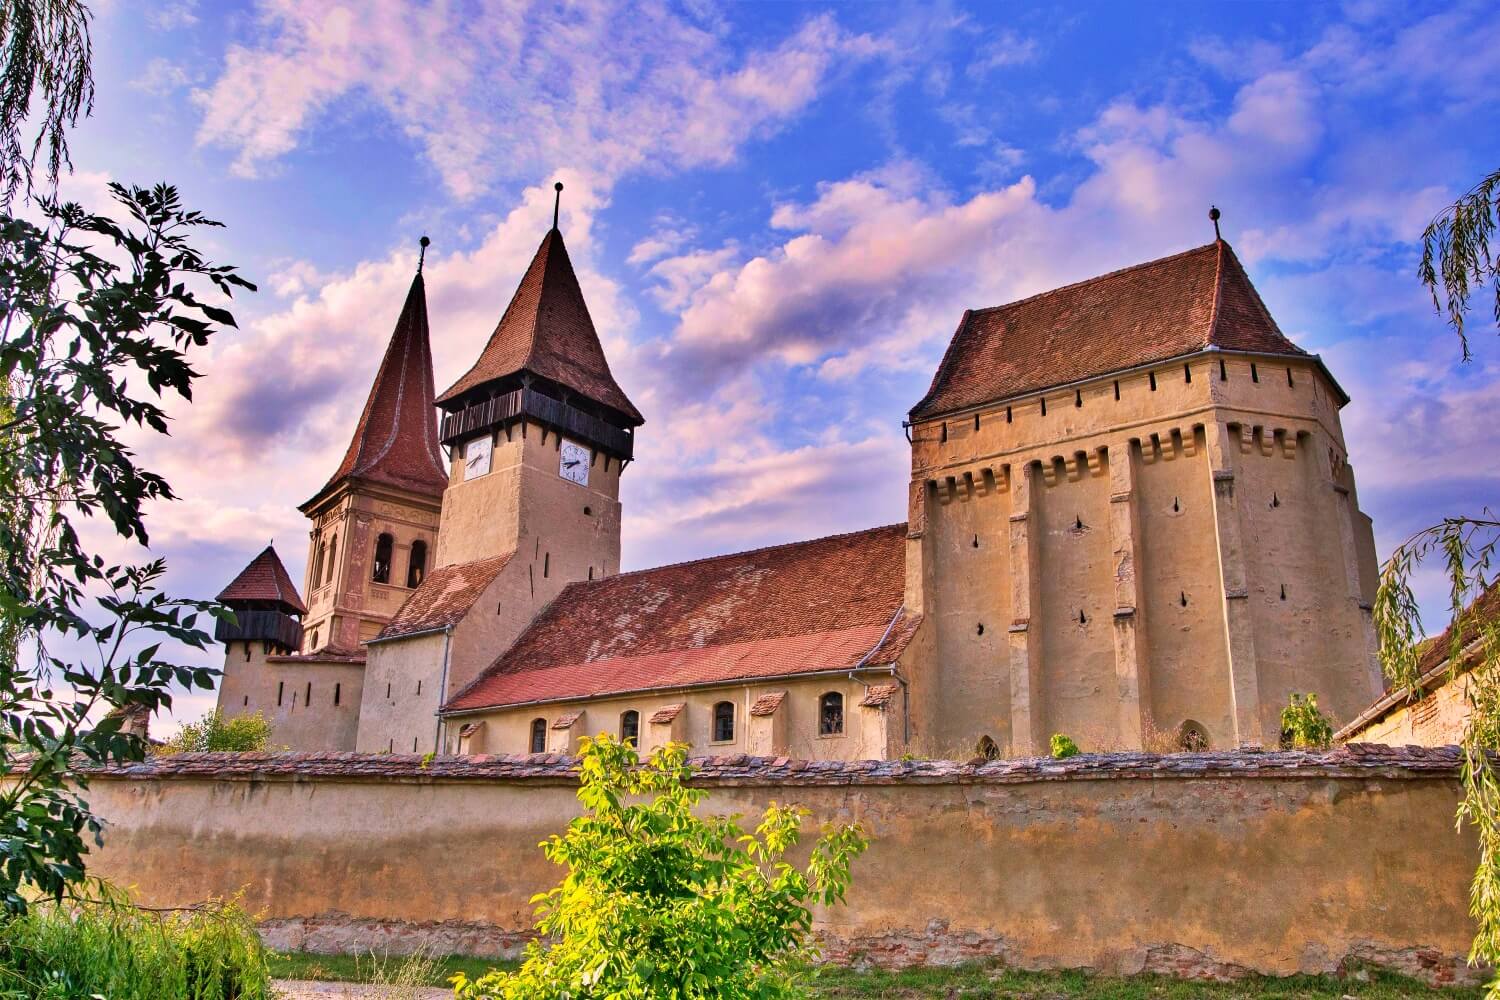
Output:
[
  {"xmin": 444, "ymin": 674, "xmax": 898, "ymax": 760},
  {"xmin": 86, "ymin": 746, "xmax": 1478, "ymax": 984},
  {"xmin": 908, "ymin": 353, "xmax": 1382, "ymax": 755},
  {"xmin": 1352, "ymin": 675, "xmax": 1470, "ymax": 747},
  {"xmin": 215, "ymin": 642, "xmax": 364, "ymax": 751}
]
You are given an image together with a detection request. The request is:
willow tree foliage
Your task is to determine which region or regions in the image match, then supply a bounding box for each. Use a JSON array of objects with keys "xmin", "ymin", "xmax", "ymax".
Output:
[
  {"xmin": 453, "ymin": 736, "xmax": 868, "ymax": 1000},
  {"xmin": 0, "ymin": 185, "xmax": 251, "ymax": 911},
  {"xmin": 1377, "ymin": 166, "xmax": 1500, "ymax": 987},
  {"xmin": 0, "ymin": 0, "xmax": 94, "ymax": 204}
]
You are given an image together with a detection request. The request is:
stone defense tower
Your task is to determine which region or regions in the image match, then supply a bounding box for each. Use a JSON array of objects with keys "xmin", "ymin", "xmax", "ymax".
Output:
[
  {"xmin": 903, "ymin": 238, "xmax": 1381, "ymax": 756},
  {"xmin": 214, "ymin": 253, "xmax": 447, "ymax": 751},
  {"xmin": 212, "ymin": 543, "xmax": 349, "ymax": 749},
  {"xmin": 356, "ymin": 188, "xmax": 644, "ymax": 754}
]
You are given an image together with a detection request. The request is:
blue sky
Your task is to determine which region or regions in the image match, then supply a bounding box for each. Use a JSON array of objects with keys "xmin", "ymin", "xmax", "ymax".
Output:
[{"xmin": 65, "ymin": 0, "xmax": 1500, "ymax": 728}]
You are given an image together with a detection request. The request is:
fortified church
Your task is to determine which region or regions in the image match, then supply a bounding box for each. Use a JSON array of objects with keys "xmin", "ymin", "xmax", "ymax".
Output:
[{"xmin": 214, "ymin": 191, "xmax": 1384, "ymax": 760}]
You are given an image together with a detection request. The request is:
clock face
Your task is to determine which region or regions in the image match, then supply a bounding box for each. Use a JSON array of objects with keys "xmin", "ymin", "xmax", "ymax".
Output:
[
  {"xmin": 559, "ymin": 439, "xmax": 590, "ymax": 486},
  {"xmin": 462, "ymin": 435, "xmax": 492, "ymax": 481}
]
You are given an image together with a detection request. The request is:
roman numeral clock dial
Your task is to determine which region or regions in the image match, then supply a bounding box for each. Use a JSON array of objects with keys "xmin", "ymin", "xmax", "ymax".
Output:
[{"xmin": 559, "ymin": 439, "xmax": 590, "ymax": 486}]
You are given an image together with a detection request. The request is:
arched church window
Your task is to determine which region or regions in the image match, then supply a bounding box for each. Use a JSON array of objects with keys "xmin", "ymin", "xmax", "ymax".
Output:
[
  {"xmin": 312, "ymin": 538, "xmax": 326, "ymax": 587},
  {"xmin": 818, "ymin": 692, "xmax": 844, "ymax": 736},
  {"xmin": 1178, "ymin": 720, "xmax": 1209, "ymax": 752},
  {"xmin": 372, "ymin": 533, "xmax": 393, "ymax": 584},
  {"xmin": 976, "ymin": 735, "xmax": 1001, "ymax": 761},
  {"xmin": 530, "ymin": 717, "xmax": 547, "ymax": 754},
  {"xmin": 712, "ymin": 701, "xmax": 735, "ymax": 743},
  {"xmin": 407, "ymin": 540, "xmax": 428, "ymax": 588},
  {"xmin": 325, "ymin": 534, "xmax": 338, "ymax": 586},
  {"xmin": 620, "ymin": 710, "xmax": 640, "ymax": 746}
]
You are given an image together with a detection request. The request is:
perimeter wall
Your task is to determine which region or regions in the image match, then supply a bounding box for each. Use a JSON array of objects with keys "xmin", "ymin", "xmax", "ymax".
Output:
[{"xmin": 87, "ymin": 745, "xmax": 1480, "ymax": 984}]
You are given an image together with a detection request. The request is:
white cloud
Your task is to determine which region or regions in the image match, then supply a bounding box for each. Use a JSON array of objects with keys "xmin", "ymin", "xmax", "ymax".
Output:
[
  {"xmin": 194, "ymin": 2, "xmax": 877, "ymax": 197},
  {"xmin": 131, "ymin": 57, "xmax": 191, "ymax": 95},
  {"xmin": 967, "ymin": 29, "xmax": 1039, "ymax": 76},
  {"xmin": 147, "ymin": 0, "xmax": 198, "ymax": 31}
]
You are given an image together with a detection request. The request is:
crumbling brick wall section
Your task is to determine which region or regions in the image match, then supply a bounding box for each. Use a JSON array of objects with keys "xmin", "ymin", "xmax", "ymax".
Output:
[{"xmin": 86, "ymin": 745, "xmax": 1480, "ymax": 984}]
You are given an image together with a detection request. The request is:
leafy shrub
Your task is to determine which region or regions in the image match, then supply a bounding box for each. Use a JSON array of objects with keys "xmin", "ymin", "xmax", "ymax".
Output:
[
  {"xmin": 1279, "ymin": 692, "xmax": 1334, "ymax": 749},
  {"xmin": 0, "ymin": 889, "xmax": 272, "ymax": 999},
  {"xmin": 1050, "ymin": 733, "xmax": 1080, "ymax": 759},
  {"xmin": 453, "ymin": 734, "xmax": 868, "ymax": 1000},
  {"xmin": 159, "ymin": 711, "xmax": 271, "ymax": 754}
]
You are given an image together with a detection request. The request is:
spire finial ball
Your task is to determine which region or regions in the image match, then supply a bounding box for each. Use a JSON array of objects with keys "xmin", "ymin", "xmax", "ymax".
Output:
[
  {"xmin": 419, "ymin": 235, "xmax": 430, "ymax": 249},
  {"xmin": 555, "ymin": 181, "xmax": 564, "ymax": 192},
  {"xmin": 1208, "ymin": 205, "xmax": 1222, "ymax": 240}
]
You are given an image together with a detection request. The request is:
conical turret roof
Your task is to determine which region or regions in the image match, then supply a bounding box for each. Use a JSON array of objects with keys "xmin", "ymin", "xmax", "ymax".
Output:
[
  {"xmin": 304, "ymin": 271, "xmax": 449, "ymax": 509},
  {"xmin": 217, "ymin": 544, "xmax": 307, "ymax": 615},
  {"xmin": 434, "ymin": 228, "xmax": 642, "ymax": 425}
]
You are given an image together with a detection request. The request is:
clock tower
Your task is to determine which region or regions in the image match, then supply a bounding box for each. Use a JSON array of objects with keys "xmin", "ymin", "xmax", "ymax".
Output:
[{"xmin": 355, "ymin": 185, "xmax": 644, "ymax": 753}]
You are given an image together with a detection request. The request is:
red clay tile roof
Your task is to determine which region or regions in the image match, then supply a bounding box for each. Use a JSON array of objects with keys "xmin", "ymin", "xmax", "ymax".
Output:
[
  {"xmin": 859, "ymin": 683, "xmax": 901, "ymax": 708},
  {"xmin": 443, "ymin": 525, "xmax": 919, "ymax": 713},
  {"xmin": 374, "ymin": 555, "xmax": 513, "ymax": 642},
  {"xmin": 749, "ymin": 691, "xmax": 787, "ymax": 717},
  {"xmin": 551, "ymin": 711, "xmax": 582, "ymax": 730},
  {"xmin": 304, "ymin": 272, "xmax": 448, "ymax": 510},
  {"xmin": 649, "ymin": 703, "xmax": 685, "ymax": 724},
  {"xmin": 434, "ymin": 228, "xmax": 642, "ymax": 425},
  {"xmin": 911, "ymin": 241, "xmax": 1308, "ymax": 419},
  {"xmin": 217, "ymin": 545, "xmax": 307, "ymax": 615}
]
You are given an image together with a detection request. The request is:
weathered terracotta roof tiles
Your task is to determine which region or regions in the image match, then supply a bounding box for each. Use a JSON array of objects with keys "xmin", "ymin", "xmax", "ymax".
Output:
[
  {"xmin": 217, "ymin": 545, "xmax": 307, "ymax": 615},
  {"xmin": 551, "ymin": 711, "xmax": 582, "ymax": 730},
  {"xmin": 375, "ymin": 555, "xmax": 512, "ymax": 642},
  {"xmin": 443, "ymin": 524, "xmax": 917, "ymax": 713},
  {"xmin": 911, "ymin": 240, "xmax": 1311, "ymax": 420},
  {"xmin": 304, "ymin": 272, "xmax": 449, "ymax": 509},
  {"xmin": 649, "ymin": 704, "xmax": 685, "ymax": 724},
  {"xmin": 435, "ymin": 228, "xmax": 642, "ymax": 424},
  {"xmin": 749, "ymin": 691, "xmax": 787, "ymax": 717},
  {"xmin": 860, "ymin": 683, "xmax": 901, "ymax": 708}
]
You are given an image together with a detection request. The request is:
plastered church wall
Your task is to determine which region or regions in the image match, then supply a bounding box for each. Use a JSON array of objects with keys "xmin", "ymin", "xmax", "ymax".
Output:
[
  {"xmin": 216, "ymin": 642, "xmax": 364, "ymax": 752},
  {"xmin": 907, "ymin": 353, "xmax": 1381, "ymax": 756}
]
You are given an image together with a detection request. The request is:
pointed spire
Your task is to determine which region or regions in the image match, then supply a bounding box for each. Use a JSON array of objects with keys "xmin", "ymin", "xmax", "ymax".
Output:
[
  {"xmin": 434, "ymin": 224, "xmax": 643, "ymax": 425},
  {"xmin": 302, "ymin": 249, "xmax": 450, "ymax": 510},
  {"xmin": 218, "ymin": 544, "xmax": 307, "ymax": 615}
]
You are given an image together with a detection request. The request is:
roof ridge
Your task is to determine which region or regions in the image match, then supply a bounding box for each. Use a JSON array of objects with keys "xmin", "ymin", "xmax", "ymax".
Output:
[
  {"xmin": 567, "ymin": 522, "xmax": 908, "ymax": 589},
  {"xmin": 1206, "ymin": 239, "xmax": 1227, "ymax": 347},
  {"xmin": 964, "ymin": 241, "xmax": 1221, "ymax": 321}
]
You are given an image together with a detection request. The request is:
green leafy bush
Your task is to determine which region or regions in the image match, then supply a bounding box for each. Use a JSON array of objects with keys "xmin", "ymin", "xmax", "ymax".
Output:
[
  {"xmin": 1279, "ymin": 692, "xmax": 1334, "ymax": 749},
  {"xmin": 0, "ymin": 890, "xmax": 272, "ymax": 999},
  {"xmin": 1050, "ymin": 733, "xmax": 1080, "ymax": 759},
  {"xmin": 159, "ymin": 711, "xmax": 272, "ymax": 754},
  {"xmin": 453, "ymin": 734, "xmax": 869, "ymax": 1000}
]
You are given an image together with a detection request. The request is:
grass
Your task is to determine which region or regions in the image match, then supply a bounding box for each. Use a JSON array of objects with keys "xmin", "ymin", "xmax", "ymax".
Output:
[{"xmin": 268, "ymin": 952, "xmax": 1482, "ymax": 998}]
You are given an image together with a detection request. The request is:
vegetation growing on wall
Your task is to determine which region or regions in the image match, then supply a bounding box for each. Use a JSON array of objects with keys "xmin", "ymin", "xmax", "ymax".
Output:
[
  {"xmin": 159, "ymin": 711, "xmax": 272, "ymax": 754},
  {"xmin": 452, "ymin": 734, "xmax": 868, "ymax": 1000},
  {"xmin": 1279, "ymin": 693, "xmax": 1333, "ymax": 749},
  {"xmin": 1049, "ymin": 733, "xmax": 1080, "ymax": 759},
  {"xmin": 1378, "ymin": 163, "xmax": 1500, "ymax": 992}
]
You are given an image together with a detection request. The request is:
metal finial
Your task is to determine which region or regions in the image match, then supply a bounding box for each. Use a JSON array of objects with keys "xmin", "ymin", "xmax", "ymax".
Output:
[
  {"xmin": 1209, "ymin": 205, "xmax": 1222, "ymax": 241},
  {"xmin": 418, "ymin": 235, "xmax": 430, "ymax": 273},
  {"xmin": 553, "ymin": 182, "xmax": 564, "ymax": 231}
]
